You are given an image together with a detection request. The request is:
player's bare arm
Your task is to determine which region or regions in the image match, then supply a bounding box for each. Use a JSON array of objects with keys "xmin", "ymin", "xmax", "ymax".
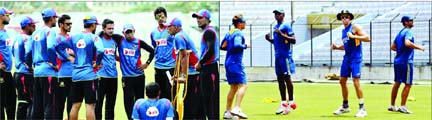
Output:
[
  {"xmin": 348, "ymin": 24, "xmax": 370, "ymax": 42},
  {"xmin": 404, "ymin": 39, "xmax": 425, "ymax": 51},
  {"xmin": 390, "ymin": 43, "xmax": 397, "ymax": 51}
]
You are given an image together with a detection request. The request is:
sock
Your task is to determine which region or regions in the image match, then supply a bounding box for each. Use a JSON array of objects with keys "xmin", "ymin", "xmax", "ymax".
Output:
[
  {"xmin": 359, "ymin": 98, "xmax": 364, "ymax": 109},
  {"xmin": 342, "ymin": 100, "xmax": 349, "ymax": 108},
  {"xmin": 288, "ymin": 101, "xmax": 294, "ymax": 105}
]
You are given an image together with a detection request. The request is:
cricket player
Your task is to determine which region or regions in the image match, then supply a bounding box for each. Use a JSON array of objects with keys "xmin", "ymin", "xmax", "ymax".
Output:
[
  {"xmin": 95, "ymin": 18, "xmax": 119, "ymax": 119},
  {"xmin": 131, "ymin": 82, "xmax": 174, "ymax": 120},
  {"xmin": 222, "ymin": 14, "xmax": 250, "ymax": 119},
  {"xmin": 388, "ymin": 15, "xmax": 425, "ymax": 114},
  {"xmin": 331, "ymin": 10, "xmax": 370, "ymax": 118},
  {"xmin": 67, "ymin": 15, "xmax": 104, "ymax": 120},
  {"xmin": 165, "ymin": 17, "xmax": 204, "ymax": 119},
  {"xmin": 12, "ymin": 16, "xmax": 37, "ymax": 119},
  {"xmin": 264, "ymin": 9, "xmax": 297, "ymax": 115},
  {"xmin": 0, "ymin": 7, "xmax": 15, "ymax": 120},
  {"xmin": 150, "ymin": 7, "xmax": 176, "ymax": 100},
  {"xmin": 192, "ymin": 9, "xmax": 220, "ymax": 119},
  {"xmin": 26, "ymin": 8, "xmax": 70, "ymax": 119},
  {"xmin": 119, "ymin": 23, "xmax": 154, "ymax": 120},
  {"xmin": 56, "ymin": 14, "xmax": 74, "ymax": 119}
]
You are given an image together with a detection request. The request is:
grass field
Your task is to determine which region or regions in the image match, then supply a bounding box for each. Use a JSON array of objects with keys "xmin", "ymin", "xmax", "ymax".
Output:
[{"xmin": 220, "ymin": 82, "xmax": 432, "ymax": 120}]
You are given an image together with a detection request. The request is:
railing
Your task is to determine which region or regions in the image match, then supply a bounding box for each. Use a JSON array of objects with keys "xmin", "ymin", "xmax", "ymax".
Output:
[{"xmin": 220, "ymin": 19, "xmax": 431, "ymax": 67}]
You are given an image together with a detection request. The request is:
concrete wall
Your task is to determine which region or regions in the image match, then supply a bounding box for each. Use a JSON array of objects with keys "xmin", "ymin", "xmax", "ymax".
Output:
[{"xmin": 219, "ymin": 66, "xmax": 432, "ymax": 81}]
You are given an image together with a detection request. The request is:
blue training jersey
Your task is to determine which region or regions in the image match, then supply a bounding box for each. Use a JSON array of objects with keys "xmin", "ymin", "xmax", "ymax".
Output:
[
  {"xmin": 199, "ymin": 26, "xmax": 219, "ymax": 66},
  {"xmin": 118, "ymin": 37, "xmax": 145, "ymax": 77},
  {"xmin": 173, "ymin": 30, "xmax": 199, "ymax": 75},
  {"xmin": 131, "ymin": 98, "xmax": 174, "ymax": 120},
  {"xmin": 56, "ymin": 33, "xmax": 73, "ymax": 78},
  {"xmin": 97, "ymin": 36, "xmax": 118, "ymax": 78},
  {"xmin": 68, "ymin": 31, "xmax": 104, "ymax": 81},
  {"xmin": 150, "ymin": 27, "xmax": 176, "ymax": 69},
  {"xmin": 273, "ymin": 22, "xmax": 295, "ymax": 58},
  {"xmin": 12, "ymin": 33, "xmax": 31, "ymax": 74},
  {"xmin": 0, "ymin": 29, "xmax": 13, "ymax": 72},
  {"xmin": 342, "ymin": 23, "xmax": 362, "ymax": 60},
  {"xmin": 26, "ymin": 26, "xmax": 67, "ymax": 77},
  {"xmin": 223, "ymin": 29, "xmax": 247, "ymax": 66},
  {"xmin": 394, "ymin": 28, "xmax": 415, "ymax": 64}
]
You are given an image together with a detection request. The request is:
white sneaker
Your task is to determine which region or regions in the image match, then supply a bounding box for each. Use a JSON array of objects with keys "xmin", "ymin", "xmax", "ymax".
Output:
[
  {"xmin": 223, "ymin": 110, "xmax": 233, "ymax": 119},
  {"xmin": 275, "ymin": 101, "xmax": 288, "ymax": 115},
  {"xmin": 231, "ymin": 107, "xmax": 248, "ymax": 119},
  {"xmin": 355, "ymin": 109, "xmax": 367, "ymax": 118},
  {"xmin": 397, "ymin": 107, "xmax": 413, "ymax": 114},
  {"xmin": 387, "ymin": 106, "xmax": 397, "ymax": 112},
  {"xmin": 333, "ymin": 106, "xmax": 351, "ymax": 115}
]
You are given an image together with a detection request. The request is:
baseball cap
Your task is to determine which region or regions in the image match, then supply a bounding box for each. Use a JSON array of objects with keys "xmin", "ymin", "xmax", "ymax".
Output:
[
  {"xmin": 337, "ymin": 10, "xmax": 354, "ymax": 20},
  {"xmin": 401, "ymin": 15, "xmax": 414, "ymax": 22},
  {"xmin": 83, "ymin": 15, "xmax": 99, "ymax": 25},
  {"xmin": 20, "ymin": 16, "xmax": 38, "ymax": 27},
  {"xmin": 163, "ymin": 17, "xmax": 182, "ymax": 27},
  {"xmin": 123, "ymin": 24, "xmax": 135, "ymax": 33},
  {"xmin": 192, "ymin": 9, "xmax": 211, "ymax": 19},
  {"xmin": 0, "ymin": 7, "xmax": 13, "ymax": 16},
  {"xmin": 273, "ymin": 9, "xmax": 285, "ymax": 14},
  {"xmin": 232, "ymin": 14, "xmax": 247, "ymax": 25},
  {"xmin": 42, "ymin": 8, "xmax": 59, "ymax": 18}
]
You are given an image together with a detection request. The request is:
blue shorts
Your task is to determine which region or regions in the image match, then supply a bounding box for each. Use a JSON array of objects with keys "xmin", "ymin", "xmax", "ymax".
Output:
[
  {"xmin": 225, "ymin": 63, "xmax": 246, "ymax": 84},
  {"xmin": 340, "ymin": 59, "xmax": 362, "ymax": 78},
  {"xmin": 394, "ymin": 63, "xmax": 414, "ymax": 85},
  {"xmin": 275, "ymin": 57, "xmax": 296, "ymax": 76}
]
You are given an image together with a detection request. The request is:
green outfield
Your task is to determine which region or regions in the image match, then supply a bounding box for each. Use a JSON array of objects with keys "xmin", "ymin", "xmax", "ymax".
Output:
[{"xmin": 220, "ymin": 82, "xmax": 432, "ymax": 120}]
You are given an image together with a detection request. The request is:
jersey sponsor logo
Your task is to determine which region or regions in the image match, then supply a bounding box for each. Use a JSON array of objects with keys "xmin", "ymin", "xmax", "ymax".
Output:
[
  {"xmin": 5, "ymin": 38, "xmax": 12, "ymax": 46},
  {"xmin": 123, "ymin": 48, "xmax": 135, "ymax": 56},
  {"xmin": 145, "ymin": 106, "xmax": 160, "ymax": 117},
  {"xmin": 34, "ymin": 33, "xmax": 41, "ymax": 41},
  {"xmin": 66, "ymin": 48, "xmax": 73, "ymax": 53},
  {"xmin": 342, "ymin": 37, "xmax": 350, "ymax": 44},
  {"xmin": 76, "ymin": 39, "xmax": 86, "ymax": 48},
  {"xmin": 156, "ymin": 39, "xmax": 167, "ymax": 46},
  {"xmin": 104, "ymin": 48, "xmax": 115, "ymax": 55}
]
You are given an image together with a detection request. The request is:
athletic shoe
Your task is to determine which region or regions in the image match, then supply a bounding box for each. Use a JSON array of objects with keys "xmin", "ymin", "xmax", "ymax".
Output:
[
  {"xmin": 355, "ymin": 108, "xmax": 367, "ymax": 117},
  {"xmin": 333, "ymin": 106, "xmax": 351, "ymax": 115},
  {"xmin": 397, "ymin": 107, "xmax": 413, "ymax": 114},
  {"xmin": 223, "ymin": 110, "xmax": 233, "ymax": 119},
  {"xmin": 275, "ymin": 101, "xmax": 288, "ymax": 115},
  {"xmin": 231, "ymin": 107, "xmax": 248, "ymax": 119},
  {"xmin": 387, "ymin": 106, "xmax": 397, "ymax": 112}
]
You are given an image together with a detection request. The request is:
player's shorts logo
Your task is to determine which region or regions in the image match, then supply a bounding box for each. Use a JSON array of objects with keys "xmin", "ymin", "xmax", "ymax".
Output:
[
  {"xmin": 123, "ymin": 48, "xmax": 135, "ymax": 56},
  {"xmin": 146, "ymin": 106, "xmax": 160, "ymax": 117},
  {"xmin": 76, "ymin": 39, "xmax": 86, "ymax": 48}
]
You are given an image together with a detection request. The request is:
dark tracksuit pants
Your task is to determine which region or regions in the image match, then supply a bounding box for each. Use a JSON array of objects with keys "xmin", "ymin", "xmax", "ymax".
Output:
[
  {"xmin": 0, "ymin": 71, "xmax": 15, "ymax": 120},
  {"xmin": 122, "ymin": 75, "xmax": 145, "ymax": 120},
  {"xmin": 95, "ymin": 77, "xmax": 118, "ymax": 120},
  {"xmin": 200, "ymin": 63, "xmax": 220, "ymax": 119}
]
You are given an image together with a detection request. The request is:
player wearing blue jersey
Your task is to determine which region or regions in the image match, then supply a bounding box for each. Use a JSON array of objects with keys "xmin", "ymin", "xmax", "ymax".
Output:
[
  {"xmin": 151, "ymin": 7, "xmax": 175, "ymax": 101},
  {"xmin": 331, "ymin": 10, "xmax": 370, "ymax": 118},
  {"xmin": 192, "ymin": 9, "xmax": 220, "ymax": 119},
  {"xmin": 132, "ymin": 82, "xmax": 174, "ymax": 120},
  {"xmin": 0, "ymin": 7, "xmax": 15, "ymax": 120},
  {"xmin": 165, "ymin": 18, "xmax": 204, "ymax": 119},
  {"xmin": 67, "ymin": 15, "xmax": 104, "ymax": 120},
  {"xmin": 55, "ymin": 14, "xmax": 74, "ymax": 119},
  {"xmin": 222, "ymin": 14, "xmax": 250, "ymax": 119},
  {"xmin": 119, "ymin": 24, "xmax": 155, "ymax": 120},
  {"xmin": 95, "ymin": 19, "xmax": 119, "ymax": 120},
  {"xmin": 27, "ymin": 8, "xmax": 67, "ymax": 119},
  {"xmin": 265, "ymin": 9, "xmax": 297, "ymax": 115},
  {"xmin": 12, "ymin": 16, "xmax": 37, "ymax": 119},
  {"xmin": 388, "ymin": 15, "xmax": 425, "ymax": 114}
]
